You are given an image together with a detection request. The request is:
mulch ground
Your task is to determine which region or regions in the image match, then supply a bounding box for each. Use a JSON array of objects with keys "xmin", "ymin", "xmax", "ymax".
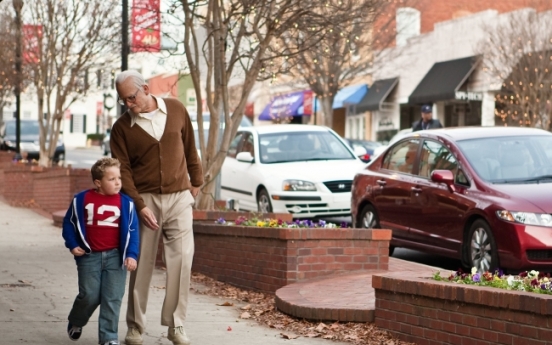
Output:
[{"xmin": 190, "ymin": 272, "xmax": 415, "ymax": 345}]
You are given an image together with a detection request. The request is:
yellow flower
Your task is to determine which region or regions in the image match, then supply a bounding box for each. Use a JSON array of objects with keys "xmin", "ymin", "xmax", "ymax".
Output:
[
  {"xmin": 257, "ymin": 221, "xmax": 266, "ymax": 227},
  {"xmin": 471, "ymin": 267, "xmax": 477, "ymax": 275},
  {"xmin": 269, "ymin": 219, "xmax": 278, "ymax": 227}
]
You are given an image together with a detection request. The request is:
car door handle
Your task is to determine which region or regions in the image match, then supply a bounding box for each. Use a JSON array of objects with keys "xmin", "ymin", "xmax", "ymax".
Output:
[
  {"xmin": 376, "ymin": 180, "xmax": 386, "ymax": 186},
  {"xmin": 411, "ymin": 187, "xmax": 422, "ymax": 193}
]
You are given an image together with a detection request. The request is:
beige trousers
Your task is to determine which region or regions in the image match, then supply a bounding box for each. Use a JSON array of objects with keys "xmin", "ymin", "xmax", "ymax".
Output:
[{"xmin": 126, "ymin": 190, "xmax": 194, "ymax": 333}]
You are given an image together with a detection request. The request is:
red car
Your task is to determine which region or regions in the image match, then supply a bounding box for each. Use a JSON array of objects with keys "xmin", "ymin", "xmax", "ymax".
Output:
[{"xmin": 351, "ymin": 127, "xmax": 552, "ymax": 273}]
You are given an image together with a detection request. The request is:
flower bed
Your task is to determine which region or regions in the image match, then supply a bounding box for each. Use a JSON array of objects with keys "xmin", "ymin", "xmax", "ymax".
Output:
[
  {"xmin": 193, "ymin": 218, "xmax": 391, "ymax": 293},
  {"xmin": 372, "ymin": 270, "xmax": 552, "ymax": 344},
  {"xmin": 433, "ymin": 267, "xmax": 552, "ymax": 295}
]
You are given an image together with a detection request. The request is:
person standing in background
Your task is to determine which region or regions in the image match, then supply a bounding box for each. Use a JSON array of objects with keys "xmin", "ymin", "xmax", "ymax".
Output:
[
  {"xmin": 412, "ymin": 104, "xmax": 443, "ymax": 131},
  {"xmin": 111, "ymin": 70, "xmax": 203, "ymax": 345}
]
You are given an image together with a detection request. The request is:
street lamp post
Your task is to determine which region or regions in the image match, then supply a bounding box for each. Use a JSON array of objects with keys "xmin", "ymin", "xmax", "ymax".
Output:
[
  {"xmin": 120, "ymin": 0, "xmax": 129, "ymax": 116},
  {"xmin": 13, "ymin": 0, "xmax": 24, "ymax": 160}
]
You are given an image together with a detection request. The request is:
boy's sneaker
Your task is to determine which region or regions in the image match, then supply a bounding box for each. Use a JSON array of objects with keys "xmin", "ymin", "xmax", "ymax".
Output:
[
  {"xmin": 67, "ymin": 322, "xmax": 82, "ymax": 341},
  {"xmin": 167, "ymin": 326, "xmax": 191, "ymax": 345},
  {"xmin": 124, "ymin": 327, "xmax": 143, "ymax": 345},
  {"xmin": 101, "ymin": 341, "xmax": 120, "ymax": 345}
]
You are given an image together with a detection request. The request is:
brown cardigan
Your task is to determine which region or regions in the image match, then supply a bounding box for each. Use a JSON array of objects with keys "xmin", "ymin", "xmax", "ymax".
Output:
[{"xmin": 110, "ymin": 98, "xmax": 203, "ymax": 211}]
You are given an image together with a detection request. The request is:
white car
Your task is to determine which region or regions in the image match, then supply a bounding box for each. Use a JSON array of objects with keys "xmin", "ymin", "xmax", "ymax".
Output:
[{"xmin": 220, "ymin": 124, "xmax": 367, "ymax": 218}]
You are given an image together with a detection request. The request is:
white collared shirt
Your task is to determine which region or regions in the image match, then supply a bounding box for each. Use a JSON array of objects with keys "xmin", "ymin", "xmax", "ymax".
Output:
[{"xmin": 130, "ymin": 95, "xmax": 167, "ymax": 141}]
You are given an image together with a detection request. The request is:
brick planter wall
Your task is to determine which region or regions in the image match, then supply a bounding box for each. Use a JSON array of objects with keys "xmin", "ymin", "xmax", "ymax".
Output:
[
  {"xmin": 155, "ymin": 210, "xmax": 294, "ymax": 268},
  {"xmin": 193, "ymin": 223, "xmax": 391, "ymax": 293},
  {"xmin": 3, "ymin": 164, "xmax": 93, "ymax": 212},
  {"xmin": 0, "ymin": 151, "xmax": 15, "ymax": 195},
  {"xmin": 372, "ymin": 271, "xmax": 552, "ymax": 345},
  {"xmin": 33, "ymin": 168, "xmax": 93, "ymax": 213},
  {"xmin": 3, "ymin": 164, "xmax": 45, "ymax": 206}
]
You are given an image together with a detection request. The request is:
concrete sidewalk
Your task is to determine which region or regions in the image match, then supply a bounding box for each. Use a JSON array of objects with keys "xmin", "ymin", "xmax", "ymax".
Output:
[{"xmin": 0, "ymin": 200, "xmax": 346, "ymax": 345}]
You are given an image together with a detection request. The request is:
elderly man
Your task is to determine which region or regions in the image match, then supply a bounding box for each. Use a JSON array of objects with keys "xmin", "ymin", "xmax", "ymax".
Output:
[
  {"xmin": 412, "ymin": 104, "xmax": 443, "ymax": 131},
  {"xmin": 111, "ymin": 70, "xmax": 203, "ymax": 345}
]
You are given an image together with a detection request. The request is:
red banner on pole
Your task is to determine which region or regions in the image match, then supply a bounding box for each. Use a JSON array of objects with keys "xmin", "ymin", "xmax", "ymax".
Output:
[
  {"xmin": 22, "ymin": 25, "xmax": 42, "ymax": 64},
  {"xmin": 303, "ymin": 90, "xmax": 313, "ymax": 115},
  {"xmin": 131, "ymin": 0, "xmax": 161, "ymax": 53},
  {"xmin": 96, "ymin": 102, "xmax": 103, "ymax": 117}
]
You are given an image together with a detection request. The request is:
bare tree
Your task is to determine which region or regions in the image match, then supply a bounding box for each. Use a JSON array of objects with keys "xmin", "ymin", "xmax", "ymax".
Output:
[
  {"xmin": 169, "ymin": 0, "xmax": 348, "ymax": 209},
  {"xmin": 0, "ymin": 5, "xmax": 17, "ymax": 124},
  {"xmin": 476, "ymin": 9, "xmax": 552, "ymax": 129},
  {"xmin": 22, "ymin": 0, "xmax": 120, "ymax": 166},
  {"xmin": 272, "ymin": 0, "xmax": 422, "ymax": 127}
]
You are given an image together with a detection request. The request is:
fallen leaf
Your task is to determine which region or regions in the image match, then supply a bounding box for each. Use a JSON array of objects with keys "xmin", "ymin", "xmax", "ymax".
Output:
[
  {"xmin": 241, "ymin": 304, "xmax": 251, "ymax": 310},
  {"xmin": 305, "ymin": 333, "xmax": 319, "ymax": 338},
  {"xmin": 322, "ymin": 334, "xmax": 335, "ymax": 339},
  {"xmin": 315, "ymin": 323, "xmax": 327, "ymax": 332},
  {"xmin": 227, "ymin": 326, "xmax": 232, "ymax": 331},
  {"xmin": 217, "ymin": 301, "xmax": 234, "ymax": 306},
  {"xmin": 18, "ymin": 280, "xmax": 31, "ymax": 284},
  {"xmin": 330, "ymin": 322, "xmax": 340, "ymax": 330},
  {"xmin": 240, "ymin": 312, "xmax": 251, "ymax": 319},
  {"xmin": 152, "ymin": 286, "xmax": 166, "ymax": 289},
  {"xmin": 10, "ymin": 309, "xmax": 15, "ymax": 312},
  {"xmin": 280, "ymin": 332, "xmax": 299, "ymax": 339}
]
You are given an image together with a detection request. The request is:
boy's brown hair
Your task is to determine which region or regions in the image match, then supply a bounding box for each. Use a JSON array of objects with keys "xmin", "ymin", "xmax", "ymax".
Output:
[{"xmin": 91, "ymin": 157, "xmax": 121, "ymax": 181}]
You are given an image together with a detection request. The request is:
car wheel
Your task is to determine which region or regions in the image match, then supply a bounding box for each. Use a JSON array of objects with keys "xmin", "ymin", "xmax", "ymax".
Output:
[
  {"xmin": 257, "ymin": 188, "xmax": 273, "ymax": 213},
  {"xmin": 357, "ymin": 204, "xmax": 395, "ymax": 256},
  {"xmin": 466, "ymin": 219, "xmax": 499, "ymax": 273}
]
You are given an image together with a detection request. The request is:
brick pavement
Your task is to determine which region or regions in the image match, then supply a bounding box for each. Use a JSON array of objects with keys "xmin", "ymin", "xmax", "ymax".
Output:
[{"xmin": 275, "ymin": 258, "xmax": 441, "ymax": 322}]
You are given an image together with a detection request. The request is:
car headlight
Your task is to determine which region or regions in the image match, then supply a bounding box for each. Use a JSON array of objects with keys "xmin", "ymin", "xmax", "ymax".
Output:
[
  {"xmin": 496, "ymin": 210, "xmax": 552, "ymax": 227},
  {"xmin": 282, "ymin": 180, "xmax": 316, "ymax": 191}
]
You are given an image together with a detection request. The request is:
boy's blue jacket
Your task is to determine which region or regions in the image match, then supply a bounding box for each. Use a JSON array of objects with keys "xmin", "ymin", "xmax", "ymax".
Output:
[{"xmin": 62, "ymin": 189, "xmax": 140, "ymax": 266}]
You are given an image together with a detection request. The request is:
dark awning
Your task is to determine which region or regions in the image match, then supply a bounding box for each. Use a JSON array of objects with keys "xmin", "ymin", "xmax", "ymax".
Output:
[
  {"xmin": 355, "ymin": 77, "xmax": 399, "ymax": 112},
  {"xmin": 408, "ymin": 56, "xmax": 478, "ymax": 105}
]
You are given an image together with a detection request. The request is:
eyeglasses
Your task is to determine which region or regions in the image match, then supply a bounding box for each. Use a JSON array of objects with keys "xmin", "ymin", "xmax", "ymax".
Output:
[{"xmin": 118, "ymin": 87, "xmax": 142, "ymax": 105}]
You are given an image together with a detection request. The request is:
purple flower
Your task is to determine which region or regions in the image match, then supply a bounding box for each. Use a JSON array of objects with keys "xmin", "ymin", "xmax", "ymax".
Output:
[
  {"xmin": 340, "ymin": 222, "xmax": 347, "ymax": 228},
  {"xmin": 472, "ymin": 273, "xmax": 481, "ymax": 282},
  {"xmin": 216, "ymin": 217, "xmax": 226, "ymax": 224},
  {"xmin": 318, "ymin": 220, "xmax": 326, "ymax": 227}
]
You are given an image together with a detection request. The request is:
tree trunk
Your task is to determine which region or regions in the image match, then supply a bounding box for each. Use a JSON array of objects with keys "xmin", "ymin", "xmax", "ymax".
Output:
[
  {"xmin": 320, "ymin": 97, "xmax": 334, "ymax": 128},
  {"xmin": 194, "ymin": 173, "xmax": 217, "ymax": 210}
]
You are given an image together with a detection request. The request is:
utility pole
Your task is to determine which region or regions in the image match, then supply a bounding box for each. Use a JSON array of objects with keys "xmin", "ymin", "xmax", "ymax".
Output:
[
  {"xmin": 13, "ymin": 0, "xmax": 24, "ymax": 160},
  {"xmin": 120, "ymin": 0, "xmax": 129, "ymax": 116}
]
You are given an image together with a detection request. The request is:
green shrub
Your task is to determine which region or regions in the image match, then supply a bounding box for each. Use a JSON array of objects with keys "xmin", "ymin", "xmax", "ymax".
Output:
[{"xmin": 87, "ymin": 133, "xmax": 104, "ymax": 141}]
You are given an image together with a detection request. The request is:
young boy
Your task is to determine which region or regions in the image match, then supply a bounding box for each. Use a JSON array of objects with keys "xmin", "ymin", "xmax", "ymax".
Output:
[{"xmin": 62, "ymin": 157, "xmax": 140, "ymax": 345}]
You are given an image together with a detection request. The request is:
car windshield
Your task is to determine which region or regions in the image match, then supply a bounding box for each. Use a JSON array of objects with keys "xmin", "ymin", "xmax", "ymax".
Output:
[
  {"xmin": 5, "ymin": 121, "xmax": 39, "ymax": 136},
  {"xmin": 258, "ymin": 131, "xmax": 355, "ymax": 164},
  {"xmin": 458, "ymin": 135, "xmax": 552, "ymax": 183}
]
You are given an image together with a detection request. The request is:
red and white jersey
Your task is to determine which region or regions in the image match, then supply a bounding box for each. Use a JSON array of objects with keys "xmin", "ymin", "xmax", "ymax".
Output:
[{"xmin": 83, "ymin": 190, "xmax": 122, "ymax": 252}]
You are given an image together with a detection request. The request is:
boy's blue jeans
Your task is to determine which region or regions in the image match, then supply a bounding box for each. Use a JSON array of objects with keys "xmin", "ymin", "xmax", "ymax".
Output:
[{"xmin": 68, "ymin": 248, "xmax": 127, "ymax": 344}]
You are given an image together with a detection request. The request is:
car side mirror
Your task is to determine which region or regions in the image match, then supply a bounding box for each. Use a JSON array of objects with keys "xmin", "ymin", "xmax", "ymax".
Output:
[
  {"xmin": 431, "ymin": 169, "xmax": 456, "ymax": 193},
  {"xmin": 236, "ymin": 151, "xmax": 254, "ymax": 163}
]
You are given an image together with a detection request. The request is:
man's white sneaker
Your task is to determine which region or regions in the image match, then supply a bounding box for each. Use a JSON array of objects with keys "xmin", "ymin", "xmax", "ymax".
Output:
[
  {"xmin": 167, "ymin": 326, "xmax": 191, "ymax": 345},
  {"xmin": 124, "ymin": 327, "xmax": 143, "ymax": 345}
]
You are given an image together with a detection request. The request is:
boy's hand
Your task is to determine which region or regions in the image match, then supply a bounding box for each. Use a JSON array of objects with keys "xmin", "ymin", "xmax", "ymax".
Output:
[
  {"xmin": 125, "ymin": 258, "xmax": 137, "ymax": 271},
  {"xmin": 71, "ymin": 247, "xmax": 85, "ymax": 256}
]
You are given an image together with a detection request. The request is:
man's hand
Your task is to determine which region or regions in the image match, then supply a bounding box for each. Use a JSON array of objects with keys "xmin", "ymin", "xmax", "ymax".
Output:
[
  {"xmin": 140, "ymin": 207, "xmax": 159, "ymax": 230},
  {"xmin": 190, "ymin": 186, "xmax": 200, "ymax": 198}
]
